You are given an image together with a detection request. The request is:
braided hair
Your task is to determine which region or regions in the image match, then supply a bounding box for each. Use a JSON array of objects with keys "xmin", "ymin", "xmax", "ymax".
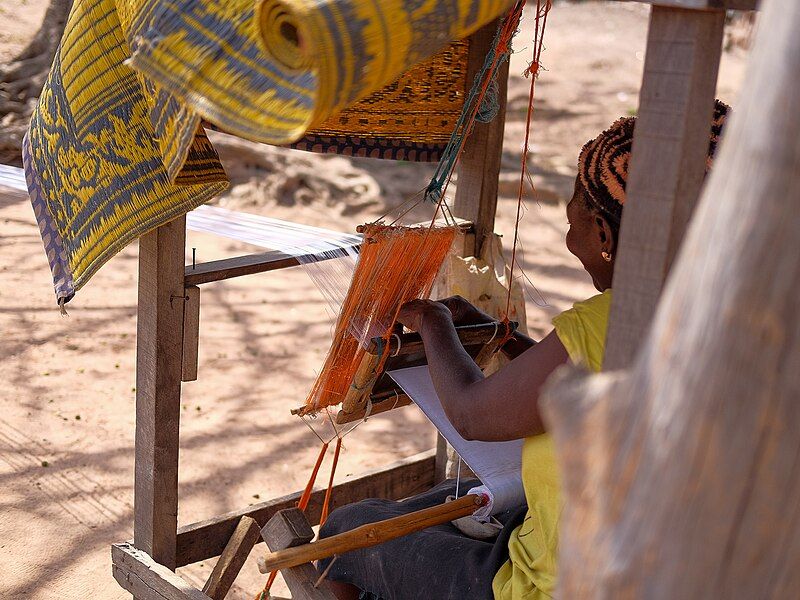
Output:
[{"xmin": 577, "ymin": 99, "xmax": 730, "ymax": 238}]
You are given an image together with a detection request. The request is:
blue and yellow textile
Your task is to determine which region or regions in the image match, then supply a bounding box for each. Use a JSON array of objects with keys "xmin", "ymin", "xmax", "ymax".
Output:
[{"xmin": 25, "ymin": 0, "xmax": 515, "ymax": 303}]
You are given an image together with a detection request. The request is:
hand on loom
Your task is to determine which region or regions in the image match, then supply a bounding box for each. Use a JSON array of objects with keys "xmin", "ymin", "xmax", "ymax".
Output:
[
  {"xmin": 396, "ymin": 298, "xmax": 568, "ymax": 441},
  {"xmin": 400, "ymin": 296, "xmax": 537, "ymax": 359}
]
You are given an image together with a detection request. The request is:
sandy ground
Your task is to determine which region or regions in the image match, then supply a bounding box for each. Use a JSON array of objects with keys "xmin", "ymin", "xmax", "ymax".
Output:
[{"xmin": 0, "ymin": 2, "xmax": 749, "ymax": 598}]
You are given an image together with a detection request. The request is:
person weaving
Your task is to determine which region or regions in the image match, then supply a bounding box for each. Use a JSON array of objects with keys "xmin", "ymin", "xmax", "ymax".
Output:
[{"xmin": 318, "ymin": 101, "xmax": 729, "ymax": 600}]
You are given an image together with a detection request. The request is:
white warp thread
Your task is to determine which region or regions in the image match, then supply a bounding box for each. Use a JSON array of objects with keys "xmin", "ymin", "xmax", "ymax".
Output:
[
  {"xmin": 0, "ymin": 164, "xmax": 27, "ymax": 194},
  {"xmin": 1, "ymin": 163, "xmax": 362, "ymax": 265},
  {"xmin": 389, "ymin": 366, "xmax": 525, "ymax": 517},
  {"xmin": 186, "ymin": 204, "xmax": 362, "ymax": 257},
  {"xmin": 186, "ymin": 205, "xmax": 362, "ymax": 316}
]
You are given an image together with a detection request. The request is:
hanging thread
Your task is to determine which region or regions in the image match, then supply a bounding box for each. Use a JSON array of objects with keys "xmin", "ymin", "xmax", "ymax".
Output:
[{"xmin": 425, "ymin": 1, "xmax": 526, "ymax": 205}]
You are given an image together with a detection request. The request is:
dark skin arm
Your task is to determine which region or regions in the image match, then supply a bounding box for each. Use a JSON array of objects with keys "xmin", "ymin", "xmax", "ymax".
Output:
[
  {"xmin": 397, "ymin": 299, "xmax": 569, "ymax": 442},
  {"xmin": 437, "ymin": 295, "xmax": 537, "ymax": 359}
]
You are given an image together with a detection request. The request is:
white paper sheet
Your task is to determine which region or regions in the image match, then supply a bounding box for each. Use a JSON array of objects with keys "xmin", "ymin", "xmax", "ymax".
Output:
[{"xmin": 389, "ymin": 366, "xmax": 525, "ymax": 516}]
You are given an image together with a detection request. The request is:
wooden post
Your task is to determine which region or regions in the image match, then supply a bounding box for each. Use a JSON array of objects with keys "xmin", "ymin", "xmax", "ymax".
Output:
[
  {"xmin": 134, "ymin": 217, "xmax": 186, "ymax": 574},
  {"xmin": 604, "ymin": 6, "xmax": 725, "ymax": 369},
  {"xmin": 543, "ymin": 0, "xmax": 800, "ymax": 594},
  {"xmin": 442, "ymin": 18, "xmax": 509, "ymax": 482},
  {"xmin": 454, "ymin": 19, "xmax": 509, "ymax": 258}
]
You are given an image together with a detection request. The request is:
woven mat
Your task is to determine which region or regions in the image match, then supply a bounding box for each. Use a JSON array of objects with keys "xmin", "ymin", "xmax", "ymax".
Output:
[{"xmin": 25, "ymin": 0, "xmax": 513, "ymax": 303}]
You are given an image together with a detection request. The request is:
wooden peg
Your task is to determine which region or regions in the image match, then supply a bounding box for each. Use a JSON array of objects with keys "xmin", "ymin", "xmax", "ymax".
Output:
[
  {"xmin": 260, "ymin": 508, "xmax": 336, "ymax": 600},
  {"xmin": 181, "ymin": 285, "xmax": 200, "ymax": 382},
  {"xmin": 261, "ymin": 508, "xmax": 315, "ymax": 552}
]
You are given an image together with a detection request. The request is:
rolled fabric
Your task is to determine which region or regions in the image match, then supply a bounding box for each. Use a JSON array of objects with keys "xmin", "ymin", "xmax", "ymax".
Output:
[
  {"xmin": 127, "ymin": 0, "xmax": 517, "ymax": 147},
  {"xmin": 468, "ymin": 477, "xmax": 525, "ymax": 519}
]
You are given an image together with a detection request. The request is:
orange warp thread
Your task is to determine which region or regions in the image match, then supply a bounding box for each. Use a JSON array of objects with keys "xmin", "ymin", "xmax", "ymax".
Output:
[
  {"xmin": 320, "ymin": 437, "xmax": 343, "ymax": 526},
  {"xmin": 302, "ymin": 223, "xmax": 457, "ymax": 415}
]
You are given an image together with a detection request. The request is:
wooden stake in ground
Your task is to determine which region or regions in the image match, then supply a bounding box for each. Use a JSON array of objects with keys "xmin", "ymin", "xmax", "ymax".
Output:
[{"xmin": 542, "ymin": 0, "xmax": 800, "ymax": 596}]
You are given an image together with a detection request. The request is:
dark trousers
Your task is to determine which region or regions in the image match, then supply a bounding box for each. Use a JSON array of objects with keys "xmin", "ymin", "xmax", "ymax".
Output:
[{"xmin": 317, "ymin": 479, "xmax": 527, "ymax": 600}]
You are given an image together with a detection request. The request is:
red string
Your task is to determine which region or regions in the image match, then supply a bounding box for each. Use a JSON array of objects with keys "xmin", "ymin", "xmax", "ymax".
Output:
[
  {"xmin": 319, "ymin": 437, "xmax": 343, "ymax": 526},
  {"xmin": 257, "ymin": 442, "xmax": 330, "ymax": 599},
  {"xmin": 505, "ymin": 0, "xmax": 552, "ymax": 320}
]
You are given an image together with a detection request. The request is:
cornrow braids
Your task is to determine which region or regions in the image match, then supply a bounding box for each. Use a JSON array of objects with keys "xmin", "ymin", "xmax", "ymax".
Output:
[{"xmin": 577, "ymin": 99, "xmax": 731, "ymax": 233}]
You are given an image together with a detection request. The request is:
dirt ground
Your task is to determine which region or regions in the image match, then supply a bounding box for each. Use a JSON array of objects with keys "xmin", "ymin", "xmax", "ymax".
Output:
[{"xmin": 0, "ymin": 2, "xmax": 749, "ymax": 598}]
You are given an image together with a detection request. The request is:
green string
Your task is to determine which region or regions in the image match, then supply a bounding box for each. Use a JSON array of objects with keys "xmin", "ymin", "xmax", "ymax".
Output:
[{"xmin": 424, "ymin": 19, "xmax": 514, "ymax": 203}]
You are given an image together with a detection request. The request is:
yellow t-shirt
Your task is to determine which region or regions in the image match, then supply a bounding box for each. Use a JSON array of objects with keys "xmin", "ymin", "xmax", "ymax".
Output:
[{"xmin": 492, "ymin": 290, "xmax": 612, "ymax": 599}]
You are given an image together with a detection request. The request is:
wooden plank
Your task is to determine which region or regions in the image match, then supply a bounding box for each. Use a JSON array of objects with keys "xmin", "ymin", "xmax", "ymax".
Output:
[
  {"xmin": 175, "ymin": 449, "xmax": 436, "ymax": 567},
  {"xmin": 184, "ymin": 251, "xmax": 306, "ymax": 286},
  {"xmin": 202, "ymin": 516, "xmax": 261, "ymax": 600},
  {"xmin": 135, "ymin": 217, "xmax": 186, "ymax": 571},
  {"xmin": 453, "ymin": 19, "xmax": 509, "ymax": 257},
  {"xmin": 259, "ymin": 494, "xmax": 486, "ymax": 573},
  {"xmin": 604, "ymin": 6, "xmax": 725, "ymax": 370},
  {"xmin": 112, "ymin": 543, "xmax": 211, "ymax": 600},
  {"xmin": 181, "ymin": 286, "xmax": 200, "ymax": 382}
]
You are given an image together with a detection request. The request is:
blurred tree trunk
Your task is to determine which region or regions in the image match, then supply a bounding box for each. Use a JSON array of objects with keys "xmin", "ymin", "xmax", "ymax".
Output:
[
  {"xmin": 543, "ymin": 0, "xmax": 800, "ymax": 597},
  {"xmin": 0, "ymin": 0, "xmax": 72, "ymax": 165}
]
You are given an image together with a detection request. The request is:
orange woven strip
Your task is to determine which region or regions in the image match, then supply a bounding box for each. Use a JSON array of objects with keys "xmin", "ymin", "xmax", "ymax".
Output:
[{"xmin": 302, "ymin": 223, "xmax": 457, "ymax": 414}]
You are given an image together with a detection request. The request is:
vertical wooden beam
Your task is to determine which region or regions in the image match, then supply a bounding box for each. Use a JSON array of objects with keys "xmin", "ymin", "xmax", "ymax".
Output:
[
  {"xmin": 181, "ymin": 285, "xmax": 200, "ymax": 382},
  {"xmin": 135, "ymin": 217, "xmax": 186, "ymax": 573},
  {"xmin": 604, "ymin": 6, "xmax": 725, "ymax": 370},
  {"xmin": 446, "ymin": 19, "xmax": 509, "ymax": 483},
  {"xmin": 454, "ymin": 19, "xmax": 509, "ymax": 257}
]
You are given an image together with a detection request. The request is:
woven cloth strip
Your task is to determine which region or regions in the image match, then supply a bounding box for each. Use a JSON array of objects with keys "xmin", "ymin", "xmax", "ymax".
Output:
[{"xmin": 25, "ymin": 0, "xmax": 514, "ymax": 303}]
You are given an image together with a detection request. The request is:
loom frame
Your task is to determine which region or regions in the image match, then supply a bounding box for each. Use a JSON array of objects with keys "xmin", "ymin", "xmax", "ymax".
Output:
[{"xmin": 112, "ymin": 2, "xmax": 758, "ymax": 598}]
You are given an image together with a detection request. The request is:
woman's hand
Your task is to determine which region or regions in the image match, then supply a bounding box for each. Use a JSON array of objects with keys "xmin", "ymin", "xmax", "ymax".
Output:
[
  {"xmin": 437, "ymin": 295, "xmax": 496, "ymax": 327},
  {"xmin": 397, "ymin": 299, "xmax": 452, "ymax": 333}
]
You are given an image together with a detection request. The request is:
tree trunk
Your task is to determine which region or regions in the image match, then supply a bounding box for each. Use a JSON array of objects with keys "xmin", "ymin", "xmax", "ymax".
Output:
[
  {"xmin": 0, "ymin": 0, "xmax": 72, "ymax": 165},
  {"xmin": 542, "ymin": 0, "xmax": 800, "ymax": 597}
]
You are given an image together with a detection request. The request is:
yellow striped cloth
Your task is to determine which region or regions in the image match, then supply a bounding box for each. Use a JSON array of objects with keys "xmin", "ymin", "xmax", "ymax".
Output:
[{"xmin": 25, "ymin": 0, "xmax": 514, "ymax": 303}]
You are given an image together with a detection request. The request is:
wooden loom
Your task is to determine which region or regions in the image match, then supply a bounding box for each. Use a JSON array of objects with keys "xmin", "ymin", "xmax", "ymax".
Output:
[{"xmin": 111, "ymin": 1, "xmax": 760, "ymax": 599}]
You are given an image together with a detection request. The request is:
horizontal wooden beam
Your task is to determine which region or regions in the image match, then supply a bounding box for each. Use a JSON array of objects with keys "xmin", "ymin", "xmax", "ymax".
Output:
[
  {"xmin": 174, "ymin": 449, "xmax": 436, "ymax": 567},
  {"xmin": 185, "ymin": 218, "xmax": 473, "ymax": 286},
  {"xmin": 184, "ymin": 250, "xmax": 319, "ymax": 286},
  {"xmin": 365, "ymin": 321, "xmax": 518, "ymax": 356},
  {"xmin": 112, "ymin": 542, "xmax": 211, "ymax": 600},
  {"xmin": 616, "ymin": 0, "xmax": 758, "ymax": 10}
]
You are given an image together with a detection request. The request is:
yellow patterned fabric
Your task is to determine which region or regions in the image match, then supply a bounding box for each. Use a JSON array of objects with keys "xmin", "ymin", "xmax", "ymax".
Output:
[{"xmin": 25, "ymin": 0, "xmax": 514, "ymax": 303}]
